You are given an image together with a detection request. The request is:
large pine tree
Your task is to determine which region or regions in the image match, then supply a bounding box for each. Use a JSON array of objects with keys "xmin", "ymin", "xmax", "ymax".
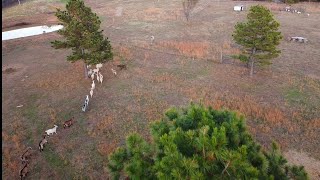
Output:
[
  {"xmin": 51, "ymin": 0, "xmax": 113, "ymax": 78},
  {"xmin": 232, "ymin": 5, "xmax": 282, "ymax": 77},
  {"xmin": 108, "ymin": 103, "xmax": 308, "ymax": 179}
]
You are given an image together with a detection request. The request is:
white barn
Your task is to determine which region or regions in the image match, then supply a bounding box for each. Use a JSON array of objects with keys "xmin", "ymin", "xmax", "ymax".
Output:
[{"xmin": 234, "ymin": 5, "xmax": 244, "ymax": 11}]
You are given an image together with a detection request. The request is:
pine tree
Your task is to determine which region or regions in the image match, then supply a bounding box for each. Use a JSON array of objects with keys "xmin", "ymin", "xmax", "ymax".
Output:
[
  {"xmin": 51, "ymin": 0, "xmax": 113, "ymax": 78},
  {"xmin": 108, "ymin": 103, "xmax": 308, "ymax": 179},
  {"xmin": 232, "ymin": 5, "xmax": 282, "ymax": 77}
]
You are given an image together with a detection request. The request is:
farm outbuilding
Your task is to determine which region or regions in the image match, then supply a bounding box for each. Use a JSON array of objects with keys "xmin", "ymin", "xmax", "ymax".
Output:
[{"xmin": 234, "ymin": 5, "xmax": 244, "ymax": 11}]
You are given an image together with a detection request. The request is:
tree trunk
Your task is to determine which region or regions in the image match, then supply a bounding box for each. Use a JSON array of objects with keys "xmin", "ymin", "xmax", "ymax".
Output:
[
  {"xmin": 250, "ymin": 60, "xmax": 254, "ymax": 77},
  {"xmin": 220, "ymin": 48, "xmax": 223, "ymax": 63},
  {"xmin": 82, "ymin": 48, "xmax": 88, "ymax": 79},
  {"xmin": 249, "ymin": 47, "xmax": 256, "ymax": 77},
  {"xmin": 84, "ymin": 63, "xmax": 88, "ymax": 79}
]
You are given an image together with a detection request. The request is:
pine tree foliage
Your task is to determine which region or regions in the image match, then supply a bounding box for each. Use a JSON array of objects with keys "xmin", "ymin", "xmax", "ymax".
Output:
[
  {"xmin": 51, "ymin": 0, "xmax": 113, "ymax": 65},
  {"xmin": 232, "ymin": 5, "xmax": 282, "ymax": 76},
  {"xmin": 108, "ymin": 103, "xmax": 308, "ymax": 179}
]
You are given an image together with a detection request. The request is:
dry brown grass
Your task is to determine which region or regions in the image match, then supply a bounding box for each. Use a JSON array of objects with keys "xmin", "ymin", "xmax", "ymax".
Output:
[
  {"xmin": 36, "ymin": 62, "xmax": 83, "ymax": 90},
  {"xmin": 157, "ymin": 41, "xmax": 209, "ymax": 59},
  {"xmin": 134, "ymin": 7, "xmax": 179, "ymax": 21},
  {"xmin": 265, "ymin": 3, "xmax": 285, "ymax": 12},
  {"xmin": 2, "ymin": 129, "xmax": 26, "ymax": 177},
  {"xmin": 112, "ymin": 46, "xmax": 133, "ymax": 65},
  {"xmin": 203, "ymin": 93, "xmax": 299, "ymax": 133},
  {"xmin": 97, "ymin": 140, "xmax": 118, "ymax": 156},
  {"xmin": 305, "ymin": 118, "xmax": 320, "ymax": 140}
]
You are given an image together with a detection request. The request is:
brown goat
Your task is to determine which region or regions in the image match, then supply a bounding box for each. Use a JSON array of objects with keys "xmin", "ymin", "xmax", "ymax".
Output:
[
  {"xmin": 19, "ymin": 162, "xmax": 29, "ymax": 179},
  {"xmin": 20, "ymin": 147, "xmax": 32, "ymax": 164},
  {"xmin": 39, "ymin": 135, "xmax": 48, "ymax": 152},
  {"xmin": 117, "ymin": 64, "xmax": 127, "ymax": 70},
  {"xmin": 63, "ymin": 117, "xmax": 74, "ymax": 128}
]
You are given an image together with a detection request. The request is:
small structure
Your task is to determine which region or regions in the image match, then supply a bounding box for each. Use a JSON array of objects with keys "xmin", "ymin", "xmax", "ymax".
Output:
[
  {"xmin": 234, "ymin": 5, "xmax": 244, "ymax": 11},
  {"xmin": 288, "ymin": 36, "xmax": 308, "ymax": 43}
]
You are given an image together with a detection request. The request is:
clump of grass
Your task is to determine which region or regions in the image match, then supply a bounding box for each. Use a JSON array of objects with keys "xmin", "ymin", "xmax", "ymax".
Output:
[
  {"xmin": 285, "ymin": 88, "xmax": 308, "ymax": 106},
  {"xmin": 284, "ymin": 76, "xmax": 320, "ymax": 120}
]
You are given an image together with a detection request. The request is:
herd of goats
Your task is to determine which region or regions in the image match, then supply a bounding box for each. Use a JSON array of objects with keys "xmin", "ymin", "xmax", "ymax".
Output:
[{"xmin": 18, "ymin": 63, "xmax": 127, "ymax": 179}]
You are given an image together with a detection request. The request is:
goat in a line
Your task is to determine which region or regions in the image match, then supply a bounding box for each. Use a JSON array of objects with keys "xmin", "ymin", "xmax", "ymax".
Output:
[
  {"xmin": 93, "ymin": 68, "xmax": 99, "ymax": 74},
  {"xmin": 91, "ymin": 72, "xmax": 95, "ymax": 80},
  {"xmin": 20, "ymin": 147, "xmax": 32, "ymax": 164},
  {"xmin": 111, "ymin": 68, "xmax": 117, "ymax": 76},
  {"xmin": 91, "ymin": 80, "xmax": 95, "ymax": 90},
  {"xmin": 90, "ymin": 89, "xmax": 93, "ymax": 98},
  {"xmin": 82, "ymin": 103, "xmax": 87, "ymax": 112},
  {"xmin": 117, "ymin": 64, "xmax": 127, "ymax": 70},
  {"xmin": 99, "ymin": 73, "xmax": 103, "ymax": 84},
  {"xmin": 97, "ymin": 73, "xmax": 100, "ymax": 83},
  {"xmin": 88, "ymin": 69, "xmax": 93, "ymax": 77},
  {"xmin": 19, "ymin": 162, "xmax": 29, "ymax": 180},
  {"xmin": 96, "ymin": 63, "xmax": 103, "ymax": 69},
  {"xmin": 63, "ymin": 117, "xmax": 75, "ymax": 128},
  {"xmin": 39, "ymin": 135, "xmax": 48, "ymax": 152},
  {"xmin": 85, "ymin": 95, "xmax": 89, "ymax": 105},
  {"xmin": 45, "ymin": 125, "xmax": 58, "ymax": 136}
]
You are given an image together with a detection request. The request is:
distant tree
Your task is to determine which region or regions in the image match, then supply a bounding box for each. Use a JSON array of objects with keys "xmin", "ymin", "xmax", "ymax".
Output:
[
  {"xmin": 232, "ymin": 5, "xmax": 282, "ymax": 77},
  {"xmin": 182, "ymin": 0, "xmax": 199, "ymax": 21},
  {"xmin": 51, "ymin": 0, "xmax": 113, "ymax": 78},
  {"xmin": 108, "ymin": 103, "xmax": 308, "ymax": 179}
]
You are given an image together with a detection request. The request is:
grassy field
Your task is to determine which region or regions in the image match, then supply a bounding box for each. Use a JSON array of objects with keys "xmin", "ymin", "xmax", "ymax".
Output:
[{"xmin": 2, "ymin": 0, "xmax": 320, "ymax": 179}]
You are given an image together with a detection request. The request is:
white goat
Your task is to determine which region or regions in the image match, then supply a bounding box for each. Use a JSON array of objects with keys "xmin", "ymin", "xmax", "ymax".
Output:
[
  {"xmin": 111, "ymin": 68, "xmax": 117, "ymax": 76},
  {"xmin": 150, "ymin": 36, "xmax": 155, "ymax": 44},
  {"xmin": 93, "ymin": 68, "xmax": 99, "ymax": 74},
  {"xmin": 82, "ymin": 95, "xmax": 89, "ymax": 112},
  {"xmin": 96, "ymin": 63, "xmax": 103, "ymax": 69},
  {"xmin": 91, "ymin": 73, "xmax": 95, "ymax": 80},
  {"xmin": 91, "ymin": 80, "xmax": 95, "ymax": 90},
  {"xmin": 45, "ymin": 125, "xmax": 58, "ymax": 136},
  {"xmin": 82, "ymin": 103, "xmax": 87, "ymax": 112},
  {"xmin": 85, "ymin": 95, "xmax": 89, "ymax": 105},
  {"xmin": 88, "ymin": 69, "xmax": 93, "ymax": 77},
  {"xmin": 97, "ymin": 73, "xmax": 100, "ymax": 83},
  {"xmin": 99, "ymin": 73, "xmax": 103, "ymax": 84},
  {"xmin": 90, "ymin": 89, "xmax": 93, "ymax": 98}
]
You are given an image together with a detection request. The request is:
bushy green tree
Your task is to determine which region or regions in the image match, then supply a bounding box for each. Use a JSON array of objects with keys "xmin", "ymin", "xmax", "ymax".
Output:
[
  {"xmin": 232, "ymin": 5, "xmax": 282, "ymax": 77},
  {"xmin": 51, "ymin": 0, "xmax": 113, "ymax": 78},
  {"xmin": 108, "ymin": 103, "xmax": 308, "ymax": 179}
]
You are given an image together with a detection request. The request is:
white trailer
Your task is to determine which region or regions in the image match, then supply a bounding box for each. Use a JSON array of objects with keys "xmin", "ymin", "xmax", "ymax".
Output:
[{"xmin": 234, "ymin": 5, "xmax": 244, "ymax": 11}]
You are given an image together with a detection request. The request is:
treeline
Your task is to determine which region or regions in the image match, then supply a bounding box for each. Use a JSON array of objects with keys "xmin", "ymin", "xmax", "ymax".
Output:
[
  {"xmin": 2, "ymin": 0, "xmax": 25, "ymax": 8},
  {"xmin": 233, "ymin": 0, "xmax": 320, "ymax": 2}
]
